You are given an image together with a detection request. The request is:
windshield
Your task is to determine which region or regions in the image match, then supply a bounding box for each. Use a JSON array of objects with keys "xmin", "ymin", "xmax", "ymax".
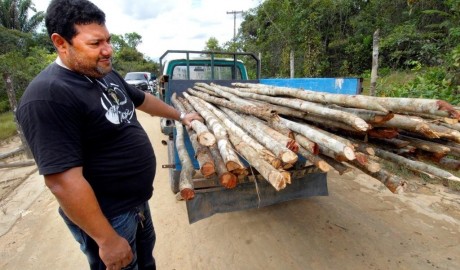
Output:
[
  {"xmin": 171, "ymin": 65, "xmax": 242, "ymax": 80},
  {"xmin": 125, "ymin": 73, "xmax": 148, "ymax": 81}
]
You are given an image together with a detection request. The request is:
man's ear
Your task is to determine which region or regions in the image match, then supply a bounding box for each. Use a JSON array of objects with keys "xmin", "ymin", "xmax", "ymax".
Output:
[{"xmin": 51, "ymin": 33, "xmax": 69, "ymax": 53}]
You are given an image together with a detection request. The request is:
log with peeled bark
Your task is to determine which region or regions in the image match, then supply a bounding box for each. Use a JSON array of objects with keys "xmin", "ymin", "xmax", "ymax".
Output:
[
  {"xmin": 375, "ymin": 98, "xmax": 460, "ymax": 119},
  {"xmin": 228, "ymin": 132, "xmax": 287, "ymax": 191},
  {"xmin": 208, "ymin": 144, "xmax": 237, "ymax": 188},
  {"xmin": 195, "ymin": 83, "xmax": 254, "ymax": 106},
  {"xmin": 373, "ymin": 147, "xmax": 460, "ymax": 189},
  {"xmin": 327, "ymin": 105, "xmax": 395, "ymax": 124},
  {"xmin": 187, "ymin": 88, "xmax": 276, "ymax": 121},
  {"xmin": 349, "ymin": 152, "xmax": 381, "ymax": 173},
  {"xmin": 294, "ymin": 133, "xmax": 319, "ymax": 155},
  {"xmin": 245, "ymin": 115, "xmax": 299, "ymax": 153},
  {"xmin": 368, "ymin": 137, "xmax": 410, "ymax": 149},
  {"xmin": 247, "ymin": 98, "xmax": 308, "ymax": 119},
  {"xmin": 174, "ymin": 121, "xmax": 195, "ymax": 200},
  {"xmin": 374, "ymin": 114, "xmax": 438, "ymax": 139},
  {"xmin": 297, "ymin": 146, "xmax": 330, "ymax": 172},
  {"xmin": 353, "ymin": 165, "xmax": 406, "ymax": 194},
  {"xmin": 319, "ymin": 154, "xmax": 352, "ymax": 175},
  {"xmin": 171, "ymin": 94, "xmax": 215, "ymax": 146},
  {"xmin": 188, "ymin": 128, "xmax": 216, "ymax": 178},
  {"xmin": 278, "ymin": 117, "xmax": 356, "ymax": 161},
  {"xmin": 398, "ymin": 135, "xmax": 451, "ymax": 156},
  {"xmin": 232, "ymin": 82, "xmax": 389, "ymax": 113},
  {"xmin": 197, "ymin": 97, "xmax": 282, "ymax": 169},
  {"xmin": 212, "ymin": 84, "xmax": 369, "ymax": 132},
  {"xmin": 303, "ymin": 113, "xmax": 366, "ymax": 133},
  {"xmin": 184, "ymin": 93, "xmax": 245, "ymax": 173},
  {"xmin": 234, "ymin": 83, "xmax": 460, "ymax": 119},
  {"xmin": 267, "ymin": 118, "xmax": 295, "ymax": 139},
  {"xmin": 177, "ymin": 96, "xmax": 195, "ymax": 114},
  {"xmin": 220, "ymin": 106, "xmax": 298, "ymax": 165}
]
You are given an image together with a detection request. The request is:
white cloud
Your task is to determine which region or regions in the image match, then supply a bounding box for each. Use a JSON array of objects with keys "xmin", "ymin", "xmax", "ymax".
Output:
[{"xmin": 33, "ymin": 0, "xmax": 261, "ymax": 60}]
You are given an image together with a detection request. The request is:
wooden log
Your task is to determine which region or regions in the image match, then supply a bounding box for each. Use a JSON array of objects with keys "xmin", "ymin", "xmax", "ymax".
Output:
[
  {"xmin": 368, "ymin": 137, "xmax": 410, "ymax": 148},
  {"xmin": 267, "ymin": 118, "xmax": 295, "ymax": 139},
  {"xmin": 297, "ymin": 146, "xmax": 330, "ymax": 172},
  {"xmin": 278, "ymin": 117, "xmax": 356, "ymax": 161},
  {"xmin": 188, "ymin": 129, "xmax": 215, "ymax": 178},
  {"xmin": 228, "ymin": 132, "xmax": 287, "ymax": 191},
  {"xmin": 172, "ymin": 93, "xmax": 215, "ymax": 146},
  {"xmin": 374, "ymin": 114, "xmax": 438, "ymax": 138},
  {"xmin": 398, "ymin": 135, "xmax": 451, "ymax": 156},
  {"xmin": 349, "ymin": 152, "xmax": 381, "ymax": 173},
  {"xmin": 220, "ymin": 107, "xmax": 298, "ymax": 165},
  {"xmin": 175, "ymin": 121, "xmax": 195, "ymax": 200},
  {"xmin": 319, "ymin": 154, "xmax": 352, "ymax": 175},
  {"xmin": 352, "ymin": 165, "xmax": 406, "ymax": 194},
  {"xmin": 187, "ymin": 87, "xmax": 276, "ymax": 121},
  {"xmin": 0, "ymin": 147, "xmax": 24, "ymax": 160},
  {"xmin": 247, "ymin": 98, "xmax": 308, "ymax": 119},
  {"xmin": 0, "ymin": 160, "xmax": 35, "ymax": 168},
  {"xmin": 197, "ymin": 95, "xmax": 282, "ymax": 169},
  {"xmin": 184, "ymin": 93, "xmax": 245, "ymax": 172},
  {"xmin": 232, "ymin": 82, "xmax": 389, "ymax": 112},
  {"xmin": 294, "ymin": 134, "xmax": 319, "ymax": 155},
  {"xmin": 374, "ymin": 147, "xmax": 460, "ymax": 189},
  {"xmin": 368, "ymin": 128, "xmax": 399, "ymax": 139},
  {"xmin": 245, "ymin": 115, "xmax": 299, "ymax": 153},
  {"xmin": 327, "ymin": 105, "xmax": 394, "ymax": 124},
  {"xmin": 209, "ymin": 144, "xmax": 238, "ymax": 189},
  {"xmin": 303, "ymin": 113, "xmax": 366, "ymax": 133},
  {"xmin": 375, "ymin": 98, "xmax": 460, "ymax": 119},
  {"xmin": 414, "ymin": 152, "xmax": 460, "ymax": 171},
  {"xmin": 215, "ymin": 84, "xmax": 370, "ymax": 132}
]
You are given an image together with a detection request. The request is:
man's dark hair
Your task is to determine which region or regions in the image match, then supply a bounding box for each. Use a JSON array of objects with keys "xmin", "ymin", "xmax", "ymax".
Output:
[{"xmin": 45, "ymin": 0, "xmax": 106, "ymax": 44}]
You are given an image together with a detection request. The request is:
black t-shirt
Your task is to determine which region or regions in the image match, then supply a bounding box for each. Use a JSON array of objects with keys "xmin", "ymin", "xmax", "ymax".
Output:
[{"xmin": 17, "ymin": 63, "xmax": 156, "ymax": 218}]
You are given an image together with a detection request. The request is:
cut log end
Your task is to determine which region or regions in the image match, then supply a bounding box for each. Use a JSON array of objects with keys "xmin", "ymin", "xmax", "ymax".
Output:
[
  {"xmin": 180, "ymin": 189, "xmax": 195, "ymax": 200},
  {"xmin": 343, "ymin": 146, "xmax": 356, "ymax": 161},
  {"xmin": 220, "ymin": 172, "xmax": 238, "ymax": 189},
  {"xmin": 280, "ymin": 151, "xmax": 298, "ymax": 164},
  {"xmin": 201, "ymin": 162, "xmax": 216, "ymax": 178},
  {"xmin": 316, "ymin": 160, "xmax": 331, "ymax": 172},
  {"xmin": 268, "ymin": 171, "xmax": 286, "ymax": 191}
]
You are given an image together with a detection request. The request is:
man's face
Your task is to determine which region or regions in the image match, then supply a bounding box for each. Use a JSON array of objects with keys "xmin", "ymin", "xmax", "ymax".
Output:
[{"xmin": 66, "ymin": 23, "xmax": 113, "ymax": 78}]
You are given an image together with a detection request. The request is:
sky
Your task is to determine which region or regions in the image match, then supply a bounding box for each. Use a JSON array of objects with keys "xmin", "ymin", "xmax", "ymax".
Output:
[{"xmin": 33, "ymin": 0, "xmax": 262, "ymax": 60}]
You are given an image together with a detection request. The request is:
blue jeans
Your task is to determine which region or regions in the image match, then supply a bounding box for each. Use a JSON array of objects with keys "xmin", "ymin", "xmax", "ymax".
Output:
[{"xmin": 59, "ymin": 202, "xmax": 156, "ymax": 270}]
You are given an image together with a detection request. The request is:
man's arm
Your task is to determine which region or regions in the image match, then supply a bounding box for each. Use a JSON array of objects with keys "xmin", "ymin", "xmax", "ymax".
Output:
[
  {"xmin": 137, "ymin": 93, "xmax": 202, "ymax": 126},
  {"xmin": 45, "ymin": 167, "xmax": 133, "ymax": 269}
]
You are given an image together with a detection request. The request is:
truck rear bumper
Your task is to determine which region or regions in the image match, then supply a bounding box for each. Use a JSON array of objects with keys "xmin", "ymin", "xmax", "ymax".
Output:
[{"xmin": 185, "ymin": 172, "xmax": 328, "ymax": 223}]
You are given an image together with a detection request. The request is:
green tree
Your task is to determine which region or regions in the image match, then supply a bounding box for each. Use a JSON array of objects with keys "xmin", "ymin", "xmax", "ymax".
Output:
[
  {"xmin": 204, "ymin": 37, "xmax": 222, "ymax": 51},
  {"xmin": 0, "ymin": 0, "xmax": 44, "ymax": 32}
]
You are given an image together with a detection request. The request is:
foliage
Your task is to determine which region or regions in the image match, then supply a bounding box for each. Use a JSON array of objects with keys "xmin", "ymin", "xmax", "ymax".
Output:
[
  {"xmin": 0, "ymin": 0, "xmax": 44, "ymax": 32},
  {"xmin": 0, "ymin": 112, "xmax": 16, "ymax": 140}
]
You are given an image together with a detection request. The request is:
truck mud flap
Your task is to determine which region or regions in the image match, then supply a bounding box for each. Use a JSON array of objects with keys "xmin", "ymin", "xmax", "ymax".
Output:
[{"xmin": 186, "ymin": 172, "xmax": 328, "ymax": 224}]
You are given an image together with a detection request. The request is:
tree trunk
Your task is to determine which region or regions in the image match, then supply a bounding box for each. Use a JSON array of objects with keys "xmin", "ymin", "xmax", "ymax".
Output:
[
  {"xmin": 185, "ymin": 94, "xmax": 245, "ymax": 172},
  {"xmin": 175, "ymin": 121, "xmax": 195, "ymax": 200},
  {"xmin": 188, "ymin": 128, "xmax": 215, "ymax": 178},
  {"xmin": 319, "ymin": 154, "xmax": 352, "ymax": 175},
  {"xmin": 370, "ymin": 29, "xmax": 380, "ymax": 96},
  {"xmin": 3, "ymin": 72, "xmax": 33, "ymax": 159},
  {"xmin": 228, "ymin": 133, "xmax": 287, "ymax": 191},
  {"xmin": 294, "ymin": 134, "xmax": 319, "ymax": 155},
  {"xmin": 209, "ymin": 144, "xmax": 238, "ymax": 188},
  {"xmin": 198, "ymin": 97, "xmax": 281, "ymax": 169},
  {"xmin": 188, "ymin": 87, "xmax": 275, "ymax": 121},
  {"xmin": 297, "ymin": 146, "xmax": 330, "ymax": 172},
  {"xmin": 220, "ymin": 106, "xmax": 298, "ymax": 165},
  {"xmin": 232, "ymin": 82, "xmax": 388, "ymax": 112},
  {"xmin": 278, "ymin": 117, "xmax": 356, "ymax": 161},
  {"xmin": 215, "ymin": 84, "xmax": 370, "ymax": 132}
]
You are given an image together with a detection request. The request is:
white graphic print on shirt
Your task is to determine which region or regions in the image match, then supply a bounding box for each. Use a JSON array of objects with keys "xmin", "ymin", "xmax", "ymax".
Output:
[{"xmin": 100, "ymin": 82, "xmax": 134, "ymax": 124}]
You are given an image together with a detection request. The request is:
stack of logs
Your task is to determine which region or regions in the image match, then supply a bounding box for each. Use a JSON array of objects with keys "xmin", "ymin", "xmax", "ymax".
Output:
[{"xmin": 171, "ymin": 82, "xmax": 460, "ymax": 200}]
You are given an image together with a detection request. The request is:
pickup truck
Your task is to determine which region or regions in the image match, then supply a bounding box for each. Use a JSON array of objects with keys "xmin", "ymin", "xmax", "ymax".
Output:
[{"xmin": 158, "ymin": 50, "xmax": 329, "ymax": 223}]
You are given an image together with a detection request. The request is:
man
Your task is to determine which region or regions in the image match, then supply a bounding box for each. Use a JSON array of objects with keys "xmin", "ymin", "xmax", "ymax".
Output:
[{"xmin": 16, "ymin": 0, "xmax": 201, "ymax": 269}]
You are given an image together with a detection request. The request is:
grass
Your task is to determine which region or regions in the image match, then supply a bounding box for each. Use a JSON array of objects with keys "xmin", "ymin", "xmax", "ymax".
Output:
[
  {"xmin": 361, "ymin": 70, "xmax": 416, "ymax": 96},
  {"xmin": 0, "ymin": 112, "xmax": 17, "ymax": 141}
]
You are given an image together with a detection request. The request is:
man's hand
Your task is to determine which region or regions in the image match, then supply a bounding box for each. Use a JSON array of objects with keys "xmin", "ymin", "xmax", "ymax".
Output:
[
  {"xmin": 181, "ymin": 112, "xmax": 203, "ymax": 128},
  {"xmin": 99, "ymin": 234, "xmax": 133, "ymax": 270}
]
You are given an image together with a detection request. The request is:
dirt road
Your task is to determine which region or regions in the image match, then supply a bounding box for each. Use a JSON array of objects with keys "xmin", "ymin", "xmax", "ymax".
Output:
[{"xmin": 1, "ymin": 111, "xmax": 459, "ymax": 270}]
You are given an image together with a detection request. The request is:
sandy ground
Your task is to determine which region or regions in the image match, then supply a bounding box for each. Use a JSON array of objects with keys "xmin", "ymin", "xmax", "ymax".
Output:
[{"xmin": 1, "ymin": 111, "xmax": 460, "ymax": 270}]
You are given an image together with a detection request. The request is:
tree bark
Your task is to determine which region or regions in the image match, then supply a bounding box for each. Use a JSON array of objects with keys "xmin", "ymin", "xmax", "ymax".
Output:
[
  {"xmin": 188, "ymin": 128, "xmax": 215, "ymax": 178},
  {"xmin": 209, "ymin": 144, "xmax": 238, "ymax": 189},
  {"xmin": 228, "ymin": 133, "xmax": 287, "ymax": 191},
  {"xmin": 220, "ymin": 106, "xmax": 298, "ymax": 165},
  {"xmin": 319, "ymin": 154, "xmax": 352, "ymax": 175},
  {"xmin": 232, "ymin": 83, "xmax": 389, "ymax": 112},
  {"xmin": 278, "ymin": 117, "xmax": 356, "ymax": 161},
  {"xmin": 215, "ymin": 84, "xmax": 369, "ymax": 132},
  {"xmin": 175, "ymin": 121, "xmax": 195, "ymax": 200},
  {"xmin": 198, "ymin": 98, "xmax": 281, "ymax": 169},
  {"xmin": 370, "ymin": 29, "xmax": 380, "ymax": 96},
  {"xmin": 185, "ymin": 94, "xmax": 245, "ymax": 172}
]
